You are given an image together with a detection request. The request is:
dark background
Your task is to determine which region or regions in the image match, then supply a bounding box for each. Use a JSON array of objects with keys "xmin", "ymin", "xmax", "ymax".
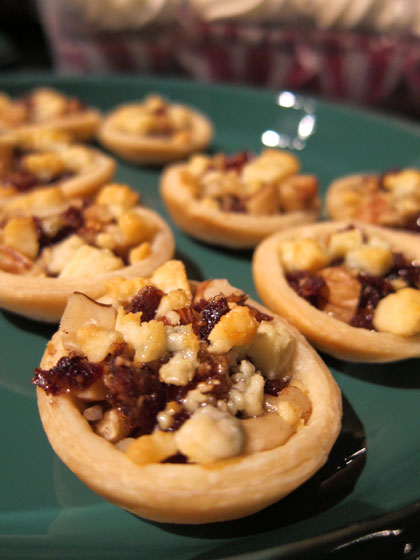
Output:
[{"xmin": 0, "ymin": 0, "xmax": 52, "ymax": 71}]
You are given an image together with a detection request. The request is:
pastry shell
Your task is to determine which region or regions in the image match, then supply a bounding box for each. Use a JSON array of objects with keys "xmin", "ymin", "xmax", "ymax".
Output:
[
  {"xmin": 0, "ymin": 88, "xmax": 101, "ymax": 142},
  {"xmin": 36, "ymin": 283, "xmax": 341, "ymax": 524},
  {"xmin": 98, "ymin": 101, "xmax": 213, "ymax": 165},
  {"xmin": 0, "ymin": 205, "xmax": 175, "ymax": 323},
  {"xmin": 325, "ymin": 173, "xmax": 374, "ymax": 222},
  {"xmin": 0, "ymin": 134, "xmax": 116, "ymax": 207},
  {"xmin": 9, "ymin": 108, "xmax": 102, "ymax": 142},
  {"xmin": 325, "ymin": 171, "xmax": 420, "ymax": 229},
  {"xmin": 160, "ymin": 163, "xmax": 319, "ymax": 248},
  {"xmin": 253, "ymin": 221, "xmax": 420, "ymax": 362}
]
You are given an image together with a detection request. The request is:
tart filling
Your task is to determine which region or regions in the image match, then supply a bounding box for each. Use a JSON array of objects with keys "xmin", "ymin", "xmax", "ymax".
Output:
[
  {"xmin": 253, "ymin": 222, "xmax": 420, "ymax": 361},
  {"xmin": 282, "ymin": 226, "xmax": 420, "ymax": 334},
  {"xmin": 0, "ymin": 129, "xmax": 115, "ymax": 204},
  {"xmin": 33, "ymin": 260, "xmax": 341, "ymax": 523},
  {"xmin": 326, "ymin": 169, "xmax": 420, "ymax": 231},
  {"xmin": 0, "ymin": 87, "xmax": 101, "ymax": 141},
  {"xmin": 0, "ymin": 183, "xmax": 174, "ymax": 321},
  {"xmin": 98, "ymin": 94, "xmax": 213, "ymax": 164},
  {"xmin": 160, "ymin": 149, "xmax": 320, "ymax": 248}
]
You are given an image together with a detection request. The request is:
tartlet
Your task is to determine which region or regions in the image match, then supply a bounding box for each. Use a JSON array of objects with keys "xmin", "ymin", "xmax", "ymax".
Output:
[
  {"xmin": 253, "ymin": 221, "xmax": 420, "ymax": 362},
  {"xmin": 0, "ymin": 129, "xmax": 116, "ymax": 207},
  {"xmin": 98, "ymin": 94, "xmax": 213, "ymax": 165},
  {"xmin": 33, "ymin": 260, "xmax": 342, "ymax": 524},
  {"xmin": 160, "ymin": 149, "xmax": 320, "ymax": 248},
  {"xmin": 0, "ymin": 183, "xmax": 174, "ymax": 322},
  {"xmin": 0, "ymin": 87, "xmax": 101, "ymax": 141},
  {"xmin": 325, "ymin": 168, "xmax": 420, "ymax": 231}
]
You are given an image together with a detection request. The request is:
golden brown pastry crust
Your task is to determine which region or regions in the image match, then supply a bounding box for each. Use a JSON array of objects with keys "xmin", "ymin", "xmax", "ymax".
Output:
[
  {"xmin": 0, "ymin": 135, "xmax": 116, "ymax": 207},
  {"xmin": 36, "ymin": 284, "xmax": 341, "ymax": 524},
  {"xmin": 6, "ymin": 110, "xmax": 102, "ymax": 142},
  {"xmin": 325, "ymin": 171, "xmax": 420, "ymax": 229},
  {"xmin": 160, "ymin": 163, "xmax": 319, "ymax": 248},
  {"xmin": 98, "ymin": 101, "xmax": 213, "ymax": 165},
  {"xmin": 0, "ymin": 89, "xmax": 101, "ymax": 141},
  {"xmin": 253, "ymin": 221, "xmax": 420, "ymax": 362},
  {"xmin": 326, "ymin": 174, "xmax": 373, "ymax": 222},
  {"xmin": 0, "ymin": 206, "xmax": 174, "ymax": 322}
]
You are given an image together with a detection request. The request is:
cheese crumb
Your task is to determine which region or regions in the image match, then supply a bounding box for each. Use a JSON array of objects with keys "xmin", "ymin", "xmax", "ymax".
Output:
[
  {"xmin": 279, "ymin": 238, "xmax": 329, "ymax": 273},
  {"xmin": 175, "ymin": 405, "xmax": 244, "ymax": 464},
  {"xmin": 373, "ymin": 288, "xmax": 420, "ymax": 336},
  {"xmin": 208, "ymin": 306, "xmax": 258, "ymax": 354}
]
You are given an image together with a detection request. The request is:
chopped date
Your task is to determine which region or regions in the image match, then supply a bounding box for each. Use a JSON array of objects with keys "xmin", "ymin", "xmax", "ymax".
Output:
[
  {"xmin": 195, "ymin": 353, "xmax": 232, "ymax": 399},
  {"xmin": 162, "ymin": 453, "xmax": 188, "ymax": 463},
  {"xmin": 164, "ymin": 380, "xmax": 194, "ymax": 404},
  {"xmin": 196, "ymin": 352, "xmax": 230, "ymax": 380},
  {"xmin": 286, "ymin": 270, "xmax": 326, "ymax": 306},
  {"xmin": 349, "ymin": 257, "xmax": 420, "ymax": 329},
  {"xmin": 222, "ymin": 152, "xmax": 252, "ymax": 171},
  {"xmin": 3, "ymin": 170, "xmax": 38, "ymax": 192},
  {"xmin": 199, "ymin": 291, "xmax": 271, "ymax": 322},
  {"xmin": 165, "ymin": 410, "xmax": 191, "ymax": 432},
  {"xmin": 103, "ymin": 357, "xmax": 166, "ymax": 435},
  {"xmin": 350, "ymin": 310, "xmax": 375, "ymax": 330},
  {"xmin": 165, "ymin": 354, "xmax": 232, "ymax": 405},
  {"xmin": 356, "ymin": 273, "xmax": 395, "ymax": 311},
  {"xmin": 125, "ymin": 285, "xmax": 164, "ymax": 321},
  {"xmin": 246, "ymin": 304, "xmax": 273, "ymax": 322},
  {"xmin": 38, "ymin": 205, "xmax": 85, "ymax": 248},
  {"xmin": 264, "ymin": 378, "xmax": 289, "ymax": 396},
  {"xmin": 388, "ymin": 253, "xmax": 420, "ymax": 287},
  {"xmin": 193, "ymin": 295, "xmax": 230, "ymax": 341},
  {"xmin": 32, "ymin": 355, "xmax": 103, "ymax": 395}
]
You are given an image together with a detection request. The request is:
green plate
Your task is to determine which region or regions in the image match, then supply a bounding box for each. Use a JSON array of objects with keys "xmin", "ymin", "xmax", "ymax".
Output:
[{"xmin": 0, "ymin": 75, "xmax": 419, "ymax": 559}]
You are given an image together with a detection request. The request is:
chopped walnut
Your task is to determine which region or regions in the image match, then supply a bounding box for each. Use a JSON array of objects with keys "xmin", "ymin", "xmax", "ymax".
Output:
[{"xmin": 318, "ymin": 266, "xmax": 362, "ymax": 323}]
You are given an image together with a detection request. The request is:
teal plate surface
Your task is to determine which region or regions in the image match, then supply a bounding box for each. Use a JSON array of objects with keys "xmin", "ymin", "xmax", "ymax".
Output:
[{"xmin": 0, "ymin": 75, "xmax": 419, "ymax": 559}]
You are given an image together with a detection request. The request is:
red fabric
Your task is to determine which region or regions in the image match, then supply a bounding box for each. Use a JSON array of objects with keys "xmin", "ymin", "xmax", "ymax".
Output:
[{"xmin": 45, "ymin": 16, "xmax": 420, "ymax": 115}]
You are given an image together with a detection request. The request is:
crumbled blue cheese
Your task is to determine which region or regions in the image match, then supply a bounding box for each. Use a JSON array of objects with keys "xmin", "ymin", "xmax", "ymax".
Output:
[
  {"xmin": 226, "ymin": 360, "xmax": 265, "ymax": 417},
  {"xmin": 247, "ymin": 321, "xmax": 295, "ymax": 380},
  {"xmin": 159, "ymin": 325, "xmax": 200, "ymax": 385},
  {"xmin": 115, "ymin": 308, "xmax": 167, "ymax": 363},
  {"xmin": 175, "ymin": 405, "xmax": 244, "ymax": 464}
]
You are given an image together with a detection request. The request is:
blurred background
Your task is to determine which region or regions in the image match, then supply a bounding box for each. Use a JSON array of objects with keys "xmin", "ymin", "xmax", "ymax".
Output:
[{"xmin": 1, "ymin": 0, "xmax": 420, "ymax": 118}]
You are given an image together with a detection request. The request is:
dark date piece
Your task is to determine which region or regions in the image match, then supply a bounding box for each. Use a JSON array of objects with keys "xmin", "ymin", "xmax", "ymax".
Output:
[
  {"xmin": 286, "ymin": 270, "xmax": 326, "ymax": 306},
  {"xmin": 193, "ymin": 295, "xmax": 230, "ymax": 341},
  {"xmin": 125, "ymin": 285, "xmax": 164, "ymax": 321},
  {"xmin": 32, "ymin": 355, "xmax": 103, "ymax": 395}
]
